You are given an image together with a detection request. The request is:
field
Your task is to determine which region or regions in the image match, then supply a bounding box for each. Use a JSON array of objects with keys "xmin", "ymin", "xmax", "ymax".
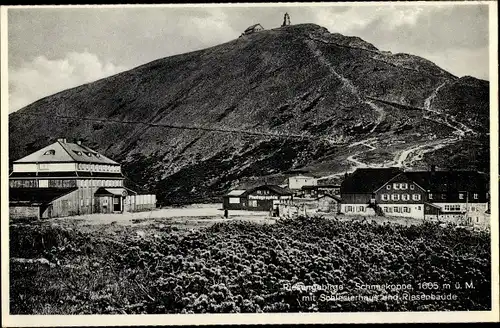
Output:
[{"xmin": 9, "ymin": 205, "xmax": 491, "ymax": 314}]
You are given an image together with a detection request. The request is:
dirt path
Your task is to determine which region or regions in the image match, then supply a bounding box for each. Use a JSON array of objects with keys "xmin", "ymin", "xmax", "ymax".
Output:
[{"xmin": 366, "ymin": 101, "xmax": 386, "ymax": 133}]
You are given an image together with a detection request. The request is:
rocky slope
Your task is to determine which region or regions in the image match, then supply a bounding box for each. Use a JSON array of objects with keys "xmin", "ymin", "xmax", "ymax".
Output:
[{"xmin": 9, "ymin": 24, "xmax": 489, "ymax": 204}]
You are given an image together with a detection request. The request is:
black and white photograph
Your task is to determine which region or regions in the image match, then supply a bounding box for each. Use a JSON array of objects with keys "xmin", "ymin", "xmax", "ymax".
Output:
[{"xmin": 1, "ymin": 2, "xmax": 498, "ymax": 325}]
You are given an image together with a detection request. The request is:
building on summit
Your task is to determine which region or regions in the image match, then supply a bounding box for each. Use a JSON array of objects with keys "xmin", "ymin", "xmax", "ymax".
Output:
[
  {"xmin": 240, "ymin": 23, "xmax": 265, "ymax": 37},
  {"xmin": 9, "ymin": 138, "xmax": 156, "ymax": 219}
]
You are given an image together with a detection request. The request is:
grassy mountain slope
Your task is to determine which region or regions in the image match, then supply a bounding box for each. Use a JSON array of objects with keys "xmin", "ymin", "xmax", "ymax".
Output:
[{"xmin": 9, "ymin": 24, "xmax": 489, "ymax": 204}]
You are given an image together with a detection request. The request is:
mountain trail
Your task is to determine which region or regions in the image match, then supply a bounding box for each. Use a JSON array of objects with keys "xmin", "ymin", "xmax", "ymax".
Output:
[{"xmin": 304, "ymin": 39, "xmax": 360, "ymax": 100}]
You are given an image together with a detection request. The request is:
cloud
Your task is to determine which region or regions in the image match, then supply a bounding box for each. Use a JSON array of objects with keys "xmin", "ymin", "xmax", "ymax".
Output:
[{"xmin": 9, "ymin": 51, "xmax": 128, "ymax": 112}]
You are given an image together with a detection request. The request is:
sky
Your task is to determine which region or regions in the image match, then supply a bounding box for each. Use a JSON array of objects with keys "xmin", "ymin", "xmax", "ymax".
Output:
[{"xmin": 6, "ymin": 3, "xmax": 491, "ymax": 113}]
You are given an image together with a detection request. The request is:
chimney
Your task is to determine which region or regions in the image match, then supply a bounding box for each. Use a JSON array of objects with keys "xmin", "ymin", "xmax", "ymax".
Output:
[{"xmin": 57, "ymin": 138, "xmax": 67, "ymax": 143}]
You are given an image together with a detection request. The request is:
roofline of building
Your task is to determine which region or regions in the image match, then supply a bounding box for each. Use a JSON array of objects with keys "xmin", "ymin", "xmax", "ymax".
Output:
[
  {"xmin": 13, "ymin": 160, "xmax": 121, "ymax": 165},
  {"xmin": 373, "ymin": 172, "xmax": 426, "ymax": 193}
]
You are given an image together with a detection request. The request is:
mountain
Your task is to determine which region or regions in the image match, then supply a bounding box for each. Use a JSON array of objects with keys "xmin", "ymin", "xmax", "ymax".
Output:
[{"xmin": 9, "ymin": 24, "xmax": 490, "ymax": 205}]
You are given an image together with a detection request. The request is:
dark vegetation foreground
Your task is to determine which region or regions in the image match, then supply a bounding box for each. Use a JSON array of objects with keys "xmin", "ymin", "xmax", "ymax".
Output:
[{"xmin": 10, "ymin": 217, "xmax": 490, "ymax": 314}]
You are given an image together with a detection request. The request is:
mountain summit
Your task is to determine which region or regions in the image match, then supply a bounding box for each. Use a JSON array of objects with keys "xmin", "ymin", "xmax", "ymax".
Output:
[{"xmin": 9, "ymin": 24, "xmax": 489, "ymax": 204}]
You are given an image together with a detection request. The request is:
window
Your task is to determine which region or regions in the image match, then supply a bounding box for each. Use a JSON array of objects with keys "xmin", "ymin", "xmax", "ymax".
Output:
[
  {"xmin": 249, "ymin": 200, "xmax": 258, "ymax": 207},
  {"xmin": 476, "ymin": 217, "xmax": 479, "ymax": 223},
  {"xmin": 39, "ymin": 180, "xmax": 49, "ymax": 188},
  {"xmin": 410, "ymin": 184, "xmax": 415, "ymax": 190},
  {"xmin": 38, "ymin": 163, "xmax": 49, "ymax": 170},
  {"xmin": 382, "ymin": 194, "xmax": 389, "ymax": 201},
  {"xmin": 80, "ymin": 199, "xmax": 84, "ymax": 206},
  {"xmin": 86, "ymin": 199, "xmax": 90, "ymax": 206},
  {"xmin": 459, "ymin": 193, "xmax": 464, "ymax": 200},
  {"xmin": 73, "ymin": 150, "xmax": 83, "ymax": 156},
  {"xmin": 412, "ymin": 194, "xmax": 421, "ymax": 201},
  {"xmin": 85, "ymin": 152, "xmax": 93, "ymax": 157},
  {"xmin": 442, "ymin": 194, "xmax": 447, "ymax": 200},
  {"xmin": 471, "ymin": 206, "xmax": 476, "ymax": 212},
  {"xmin": 444, "ymin": 204, "xmax": 461, "ymax": 211},
  {"xmin": 391, "ymin": 194, "xmax": 400, "ymax": 201},
  {"xmin": 386, "ymin": 207, "xmax": 393, "ymax": 213},
  {"xmin": 43, "ymin": 149, "xmax": 55, "ymax": 155},
  {"xmin": 386, "ymin": 185, "xmax": 391, "ymax": 190},
  {"xmin": 473, "ymin": 193, "xmax": 478, "ymax": 200},
  {"xmin": 402, "ymin": 194, "xmax": 409, "ymax": 201},
  {"xmin": 394, "ymin": 206, "xmax": 400, "ymax": 213},
  {"xmin": 401, "ymin": 183, "xmax": 408, "ymax": 190},
  {"xmin": 383, "ymin": 207, "xmax": 388, "ymax": 212},
  {"xmin": 346, "ymin": 206, "xmax": 353, "ymax": 212},
  {"xmin": 417, "ymin": 206, "xmax": 421, "ymax": 210},
  {"xmin": 103, "ymin": 198, "xmax": 108, "ymax": 205},
  {"xmin": 229, "ymin": 197, "xmax": 240, "ymax": 204},
  {"xmin": 356, "ymin": 206, "xmax": 365, "ymax": 212},
  {"xmin": 393, "ymin": 183, "xmax": 399, "ymax": 190},
  {"xmin": 114, "ymin": 197, "xmax": 119, "ymax": 205},
  {"xmin": 428, "ymin": 193, "xmax": 433, "ymax": 200}
]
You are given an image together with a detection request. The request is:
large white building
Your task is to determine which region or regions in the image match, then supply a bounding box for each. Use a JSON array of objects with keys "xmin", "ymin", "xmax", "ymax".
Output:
[{"xmin": 9, "ymin": 138, "xmax": 156, "ymax": 219}]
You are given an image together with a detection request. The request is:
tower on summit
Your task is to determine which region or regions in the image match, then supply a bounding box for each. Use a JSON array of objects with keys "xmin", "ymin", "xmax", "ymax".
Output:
[{"xmin": 282, "ymin": 12, "xmax": 291, "ymax": 27}]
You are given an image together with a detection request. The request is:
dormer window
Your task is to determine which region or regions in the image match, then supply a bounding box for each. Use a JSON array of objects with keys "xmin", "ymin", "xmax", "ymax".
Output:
[
  {"xmin": 85, "ymin": 152, "xmax": 93, "ymax": 157},
  {"xmin": 96, "ymin": 153, "xmax": 101, "ymax": 158},
  {"xmin": 73, "ymin": 150, "xmax": 83, "ymax": 156},
  {"xmin": 43, "ymin": 149, "xmax": 55, "ymax": 155}
]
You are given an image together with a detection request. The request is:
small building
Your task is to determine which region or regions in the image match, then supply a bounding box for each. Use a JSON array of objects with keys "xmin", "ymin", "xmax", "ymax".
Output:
[
  {"xmin": 240, "ymin": 23, "xmax": 264, "ymax": 37},
  {"xmin": 287, "ymin": 175, "xmax": 317, "ymax": 191},
  {"xmin": 222, "ymin": 189, "xmax": 248, "ymax": 210},
  {"xmin": 9, "ymin": 138, "xmax": 156, "ymax": 219},
  {"xmin": 300, "ymin": 184, "xmax": 340, "ymax": 198},
  {"xmin": 278, "ymin": 194, "xmax": 341, "ymax": 218},
  {"xmin": 223, "ymin": 185, "xmax": 293, "ymax": 212}
]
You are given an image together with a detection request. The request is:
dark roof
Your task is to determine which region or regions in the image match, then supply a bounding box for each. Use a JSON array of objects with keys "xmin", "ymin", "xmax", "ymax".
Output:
[
  {"xmin": 341, "ymin": 167, "xmax": 402, "ymax": 193},
  {"xmin": 9, "ymin": 187, "xmax": 78, "ymax": 205},
  {"xmin": 318, "ymin": 194, "xmax": 342, "ymax": 202},
  {"xmin": 94, "ymin": 187, "xmax": 136, "ymax": 196},
  {"xmin": 404, "ymin": 171, "xmax": 488, "ymax": 192},
  {"xmin": 302, "ymin": 184, "xmax": 340, "ymax": 190},
  {"xmin": 249, "ymin": 184, "xmax": 293, "ymax": 196}
]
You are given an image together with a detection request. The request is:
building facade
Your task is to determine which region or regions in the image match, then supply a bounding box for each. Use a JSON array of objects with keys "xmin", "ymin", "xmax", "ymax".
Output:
[
  {"xmin": 9, "ymin": 138, "xmax": 156, "ymax": 219},
  {"xmin": 340, "ymin": 167, "xmax": 489, "ymax": 227},
  {"xmin": 287, "ymin": 175, "xmax": 318, "ymax": 191},
  {"xmin": 223, "ymin": 185, "xmax": 293, "ymax": 212}
]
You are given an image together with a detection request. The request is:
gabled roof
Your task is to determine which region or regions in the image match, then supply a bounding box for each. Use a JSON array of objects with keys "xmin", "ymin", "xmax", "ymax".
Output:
[
  {"xmin": 94, "ymin": 187, "xmax": 136, "ymax": 196},
  {"xmin": 244, "ymin": 23, "xmax": 264, "ymax": 33},
  {"xmin": 14, "ymin": 140, "xmax": 119, "ymax": 165},
  {"xmin": 318, "ymin": 194, "xmax": 342, "ymax": 202},
  {"xmin": 9, "ymin": 187, "xmax": 78, "ymax": 205},
  {"xmin": 404, "ymin": 171, "xmax": 488, "ymax": 192},
  {"xmin": 341, "ymin": 167, "xmax": 403, "ymax": 193},
  {"xmin": 225, "ymin": 189, "xmax": 247, "ymax": 196}
]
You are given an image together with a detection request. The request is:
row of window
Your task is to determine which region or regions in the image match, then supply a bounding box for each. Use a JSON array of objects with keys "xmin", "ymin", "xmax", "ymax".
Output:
[
  {"xmin": 381, "ymin": 194, "xmax": 421, "ymax": 201},
  {"xmin": 344, "ymin": 205, "xmax": 422, "ymax": 214},
  {"xmin": 345, "ymin": 206, "xmax": 366, "ymax": 212},
  {"xmin": 387, "ymin": 183, "xmax": 414, "ymax": 190},
  {"xmin": 36, "ymin": 163, "xmax": 121, "ymax": 173},
  {"xmin": 383, "ymin": 206, "xmax": 420, "ymax": 213},
  {"xmin": 77, "ymin": 163, "xmax": 120, "ymax": 172},
  {"xmin": 254, "ymin": 190, "xmax": 271, "ymax": 195},
  {"xmin": 444, "ymin": 204, "xmax": 462, "ymax": 212},
  {"xmin": 79, "ymin": 179, "xmax": 123, "ymax": 187},
  {"xmin": 428, "ymin": 193, "xmax": 479, "ymax": 200}
]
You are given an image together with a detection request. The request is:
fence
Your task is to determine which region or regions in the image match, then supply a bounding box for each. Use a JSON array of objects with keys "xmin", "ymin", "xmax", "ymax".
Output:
[{"xmin": 125, "ymin": 194, "xmax": 157, "ymax": 212}]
